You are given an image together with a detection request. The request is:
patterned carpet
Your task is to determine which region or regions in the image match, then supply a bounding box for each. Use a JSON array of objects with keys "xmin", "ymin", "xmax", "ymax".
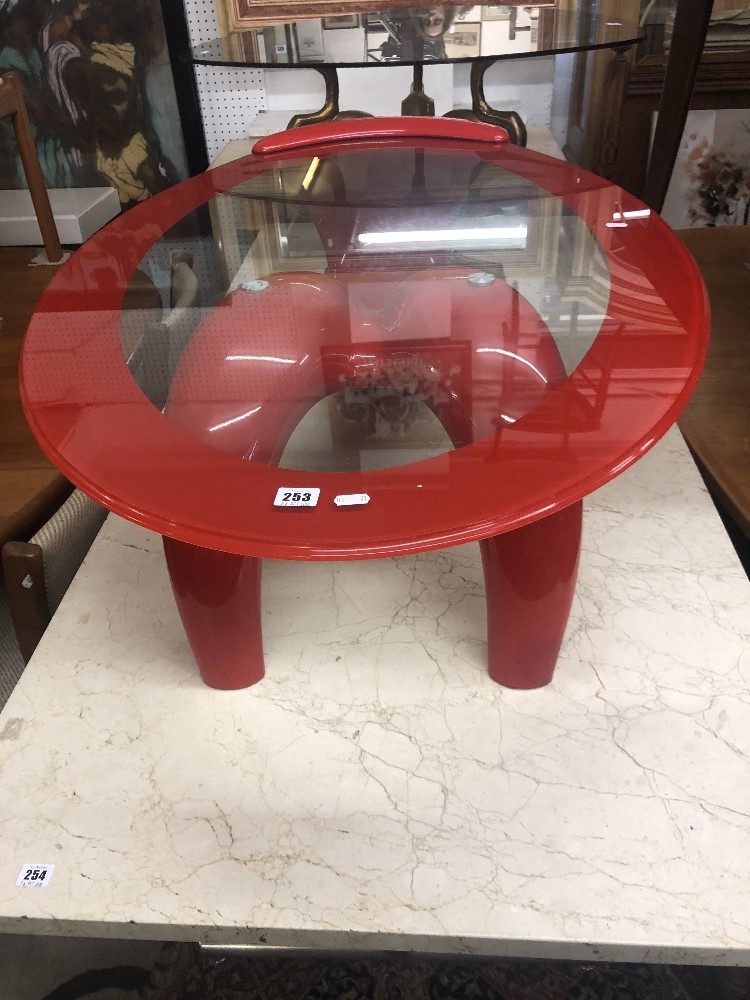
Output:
[{"xmin": 44, "ymin": 944, "xmax": 749, "ymax": 1000}]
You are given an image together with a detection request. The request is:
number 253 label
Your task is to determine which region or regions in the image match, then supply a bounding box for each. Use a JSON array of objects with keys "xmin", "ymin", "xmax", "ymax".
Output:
[{"xmin": 274, "ymin": 487, "xmax": 320, "ymax": 508}]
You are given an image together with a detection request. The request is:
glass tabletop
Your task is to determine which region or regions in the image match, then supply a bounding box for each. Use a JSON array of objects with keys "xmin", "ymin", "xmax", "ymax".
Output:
[
  {"xmin": 135, "ymin": 131, "xmax": 604, "ymax": 474},
  {"xmin": 20, "ymin": 121, "xmax": 708, "ymax": 560},
  {"xmin": 192, "ymin": 2, "xmax": 643, "ymax": 69}
]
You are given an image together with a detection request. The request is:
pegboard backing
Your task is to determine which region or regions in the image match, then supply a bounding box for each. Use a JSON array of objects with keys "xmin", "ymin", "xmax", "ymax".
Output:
[{"xmin": 184, "ymin": 0, "xmax": 266, "ymax": 162}]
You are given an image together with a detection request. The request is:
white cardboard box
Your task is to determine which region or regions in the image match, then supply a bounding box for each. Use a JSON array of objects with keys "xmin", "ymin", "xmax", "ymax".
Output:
[{"xmin": 0, "ymin": 186, "xmax": 120, "ymax": 246}]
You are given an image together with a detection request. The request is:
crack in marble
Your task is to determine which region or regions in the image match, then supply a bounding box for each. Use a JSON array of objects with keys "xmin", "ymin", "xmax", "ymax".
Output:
[{"xmin": 1, "ymin": 429, "xmax": 749, "ymax": 960}]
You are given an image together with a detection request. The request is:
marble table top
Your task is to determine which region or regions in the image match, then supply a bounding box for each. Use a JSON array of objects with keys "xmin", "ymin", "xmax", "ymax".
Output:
[{"xmin": 0, "ymin": 427, "xmax": 749, "ymax": 964}]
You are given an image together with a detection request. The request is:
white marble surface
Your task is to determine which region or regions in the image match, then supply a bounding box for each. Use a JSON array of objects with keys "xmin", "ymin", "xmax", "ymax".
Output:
[{"xmin": 0, "ymin": 427, "xmax": 749, "ymax": 963}]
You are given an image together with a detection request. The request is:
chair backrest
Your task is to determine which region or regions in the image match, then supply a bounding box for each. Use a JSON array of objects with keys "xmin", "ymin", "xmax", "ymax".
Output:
[
  {"xmin": 170, "ymin": 255, "xmax": 200, "ymax": 309},
  {"xmin": 166, "ymin": 258, "xmax": 201, "ymax": 378},
  {"xmin": 127, "ymin": 255, "xmax": 201, "ymax": 408},
  {"xmin": 1, "ymin": 490, "xmax": 108, "ymax": 663},
  {"xmin": 0, "ymin": 586, "xmax": 25, "ymax": 710},
  {"xmin": 0, "ymin": 71, "xmax": 63, "ymax": 263},
  {"xmin": 642, "ymin": 0, "xmax": 713, "ymax": 213}
]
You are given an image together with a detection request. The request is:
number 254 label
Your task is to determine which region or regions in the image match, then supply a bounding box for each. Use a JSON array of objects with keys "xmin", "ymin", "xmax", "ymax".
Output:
[
  {"xmin": 17, "ymin": 863, "xmax": 55, "ymax": 888},
  {"xmin": 274, "ymin": 487, "xmax": 320, "ymax": 508}
]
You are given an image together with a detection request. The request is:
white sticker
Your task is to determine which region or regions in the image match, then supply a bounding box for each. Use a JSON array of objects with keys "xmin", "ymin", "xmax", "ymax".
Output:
[
  {"xmin": 275, "ymin": 43, "xmax": 287, "ymax": 53},
  {"xmin": 16, "ymin": 863, "xmax": 55, "ymax": 888},
  {"xmin": 274, "ymin": 487, "xmax": 320, "ymax": 508},
  {"xmin": 334, "ymin": 493, "xmax": 370, "ymax": 507}
]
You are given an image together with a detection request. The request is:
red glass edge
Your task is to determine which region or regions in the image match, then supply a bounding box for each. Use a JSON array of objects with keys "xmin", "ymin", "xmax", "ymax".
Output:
[
  {"xmin": 19, "ymin": 138, "xmax": 710, "ymax": 561},
  {"xmin": 252, "ymin": 117, "xmax": 510, "ymax": 156}
]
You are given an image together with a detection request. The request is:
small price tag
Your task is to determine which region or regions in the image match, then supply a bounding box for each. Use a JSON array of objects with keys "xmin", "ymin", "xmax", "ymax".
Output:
[
  {"xmin": 274, "ymin": 487, "xmax": 320, "ymax": 508},
  {"xmin": 16, "ymin": 863, "xmax": 55, "ymax": 888},
  {"xmin": 334, "ymin": 493, "xmax": 370, "ymax": 507}
]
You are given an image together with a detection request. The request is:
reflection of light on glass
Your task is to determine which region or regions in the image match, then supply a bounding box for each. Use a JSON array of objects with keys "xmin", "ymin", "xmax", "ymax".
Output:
[
  {"xmin": 301, "ymin": 156, "xmax": 320, "ymax": 190},
  {"xmin": 609, "ymin": 455, "xmax": 635, "ymax": 476},
  {"xmin": 209, "ymin": 406, "xmax": 261, "ymax": 432},
  {"xmin": 614, "ymin": 209, "xmax": 651, "ymax": 220},
  {"xmin": 607, "ymin": 207, "xmax": 650, "ymax": 228},
  {"xmin": 535, "ymin": 502, "xmax": 557, "ymax": 516},
  {"xmin": 358, "ymin": 226, "xmax": 528, "ymax": 245},
  {"xmin": 557, "ymin": 314, "xmax": 607, "ymax": 321},
  {"xmin": 476, "ymin": 347, "xmax": 548, "ymax": 383},
  {"xmin": 499, "ymin": 414, "xmax": 517, "ymax": 423},
  {"xmin": 226, "ymin": 355, "xmax": 296, "ymax": 364}
]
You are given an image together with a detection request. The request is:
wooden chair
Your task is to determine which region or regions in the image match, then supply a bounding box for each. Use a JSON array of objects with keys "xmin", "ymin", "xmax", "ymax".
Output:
[
  {"xmin": 127, "ymin": 253, "xmax": 201, "ymax": 409},
  {"xmin": 0, "ymin": 71, "xmax": 63, "ymax": 263},
  {"xmin": 2, "ymin": 490, "xmax": 108, "ymax": 663},
  {"xmin": 642, "ymin": 0, "xmax": 714, "ymax": 212},
  {"xmin": 0, "ymin": 256, "xmax": 199, "ymax": 666},
  {"xmin": 0, "ymin": 587, "xmax": 25, "ymax": 710}
]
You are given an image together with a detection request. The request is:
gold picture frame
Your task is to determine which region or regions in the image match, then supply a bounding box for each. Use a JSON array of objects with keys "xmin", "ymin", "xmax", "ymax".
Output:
[
  {"xmin": 322, "ymin": 13, "xmax": 359, "ymax": 28},
  {"xmin": 444, "ymin": 22, "xmax": 481, "ymax": 58},
  {"xmin": 219, "ymin": 0, "xmax": 424, "ymax": 31}
]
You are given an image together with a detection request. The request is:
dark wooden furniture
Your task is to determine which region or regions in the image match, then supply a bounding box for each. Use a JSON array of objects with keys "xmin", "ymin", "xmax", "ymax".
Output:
[
  {"xmin": 2, "ymin": 255, "xmax": 199, "ymax": 663},
  {"xmin": 2, "ymin": 491, "xmax": 107, "ymax": 663},
  {"xmin": 2, "ymin": 244, "xmax": 193, "ymax": 666},
  {"xmin": 677, "ymin": 226, "xmax": 750, "ymax": 570},
  {"xmin": 0, "ymin": 72, "xmax": 63, "ymax": 264},
  {"xmin": 0, "ymin": 247, "xmax": 163, "ymax": 552},
  {"xmin": 615, "ymin": 42, "xmax": 750, "ymax": 210},
  {"xmin": 0, "ymin": 247, "xmax": 72, "ymax": 552},
  {"xmin": 640, "ymin": 0, "xmax": 713, "ymax": 211},
  {"xmin": 559, "ymin": 0, "xmax": 720, "ymax": 213}
]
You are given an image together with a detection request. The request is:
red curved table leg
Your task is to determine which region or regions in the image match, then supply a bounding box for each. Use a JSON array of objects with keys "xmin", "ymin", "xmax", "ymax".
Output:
[
  {"xmin": 163, "ymin": 537, "xmax": 264, "ymax": 689},
  {"xmin": 480, "ymin": 500, "xmax": 583, "ymax": 689}
]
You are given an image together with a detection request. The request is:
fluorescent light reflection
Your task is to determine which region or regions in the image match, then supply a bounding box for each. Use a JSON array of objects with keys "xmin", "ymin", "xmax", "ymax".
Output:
[
  {"xmin": 209, "ymin": 406, "xmax": 261, "ymax": 432},
  {"xmin": 227, "ymin": 355, "xmax": 296, "ymax": 364},
  {"xmin": 358, "ymin": 226, "xmax": 528, "ymax": 246},
  {"xmin": 607, "ymin": 208, "xmax": 651, "ymax": 228},
  {"xmin": 301, "ymin": 156, "xmax": 320, "ymax": 190},
  {"xmin": 556, "ymin": 313, "xmax": 607, "ymax": 321},
  {"xmin": 613, "ymin": 209, "xmax": 651, "ymax": 220},
  {"xmin": 476, "ymin": 347, "xmax": 548, "ymax": 383}
]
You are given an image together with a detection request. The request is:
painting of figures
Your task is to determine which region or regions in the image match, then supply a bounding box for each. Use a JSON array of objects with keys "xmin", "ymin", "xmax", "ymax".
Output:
[{"xmin": 0, "ymin": 0, "xmax": 188, "ymax": 209}]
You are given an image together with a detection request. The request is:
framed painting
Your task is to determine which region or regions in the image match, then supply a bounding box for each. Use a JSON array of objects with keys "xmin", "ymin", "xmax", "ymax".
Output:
[
  {"xmin": 219, "ymin": 0, "xmax": 422, "ymax": 30},
  {"xmin": 482, "ymin": 0, "xmax": 557, "ymax": 16},
  {"xmin": 321, "ymin": 338, "xmax": 475, "ymax": 460},
  {"xmin": 322, "ymin": 13, "xmax": 359, "ymax": 28},
  {"xmin": 481, "ymin": 6, "xmax": 512, "ymax": 20},
  {"xmin": 0, "ymin": 0, "xmax": 190, "ymax": 203},
  {"xmin": 443, "ymin": 23, "xmax": 481, "ymax": 58}
]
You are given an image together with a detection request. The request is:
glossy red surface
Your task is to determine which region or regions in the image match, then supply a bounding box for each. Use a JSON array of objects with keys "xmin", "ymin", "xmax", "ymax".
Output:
[
  {"xmin": 163, "ymin": 537, "xmax": 264, "ymax": 689},
  {"xmin": 252, "ymin": 117, "xmax": 510, "ymax": 155},
  {"xmin": 165, "ymin": 270, "xmax": 566, "ymax": 462},
  {"xmin": 20, "ymin": 130, "xmax": 710, "ymax": 563},
  {"xmin": 481, "ymin": 500, "xmax": 582, "ymax": 688}
]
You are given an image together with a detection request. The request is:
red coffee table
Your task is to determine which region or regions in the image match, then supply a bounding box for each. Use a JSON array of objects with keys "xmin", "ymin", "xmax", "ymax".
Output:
[{"xmin": 19, "ymin": 119, "xmax": 709, "ymax": 691}]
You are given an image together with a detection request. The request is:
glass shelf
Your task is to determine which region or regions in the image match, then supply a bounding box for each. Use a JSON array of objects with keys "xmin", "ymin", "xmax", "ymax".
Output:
[{"xmin": 191, "ymin": 3, "xmax": 643, "ymax": 70}]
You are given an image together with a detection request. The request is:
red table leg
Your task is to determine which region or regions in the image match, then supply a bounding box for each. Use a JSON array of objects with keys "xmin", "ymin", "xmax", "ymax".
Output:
[
  {"xmin": 163, "ymin": 537, "xmax": 264, "ymax": 689},
  {"xmin": 480, "ymin": 500, "xmax": 583, "ymax": 689}
]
